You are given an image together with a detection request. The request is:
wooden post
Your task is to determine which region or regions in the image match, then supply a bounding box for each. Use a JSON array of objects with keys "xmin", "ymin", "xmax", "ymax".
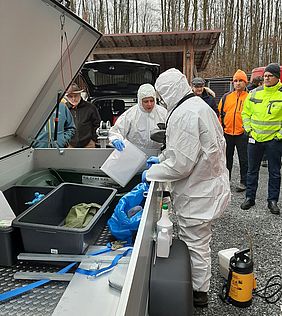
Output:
[
  {"xmin": 182, "ymin": 43, "xmax": 187, "ymax": 76},
  {"xmin": 183, "ymin": 40, "xmax": 190, "ymax": 79},
  {"xmin": 188, "ymin": 42, "xmax": 194, "ymax": 83}
]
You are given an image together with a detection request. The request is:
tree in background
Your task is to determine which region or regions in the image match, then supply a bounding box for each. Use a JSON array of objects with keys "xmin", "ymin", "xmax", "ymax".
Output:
[{"xmin": 68, "ymin": 0, "xmax": 282, "ymax": 77}]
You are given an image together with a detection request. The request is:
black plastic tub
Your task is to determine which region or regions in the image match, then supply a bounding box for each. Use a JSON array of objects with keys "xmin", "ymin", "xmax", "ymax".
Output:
[
  {"xmin": 16, "ymin": 168, "xmax": 141, "ymax": 194},
  {"xmin": 13, "ymin": 183, "xmax": 117, "ymax": 255},
  {"xmin": 0, "ymin": 186, "xmax": 54, "ymax": 266}
]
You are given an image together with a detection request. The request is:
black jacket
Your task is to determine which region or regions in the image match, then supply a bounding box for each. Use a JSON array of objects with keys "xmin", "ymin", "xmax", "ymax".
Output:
[
  {"xmin": 68, "ymin": 99, "xmax": 101, "ymax": 147},
  {"xmin": 201, "ymin": 88, "xmax": 218, "ymax": 115}
]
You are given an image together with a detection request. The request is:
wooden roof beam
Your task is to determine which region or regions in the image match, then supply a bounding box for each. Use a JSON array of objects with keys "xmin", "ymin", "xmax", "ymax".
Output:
[{"xmin": 93, "ymin": 45, "xmax": 213, "ymax": 55}]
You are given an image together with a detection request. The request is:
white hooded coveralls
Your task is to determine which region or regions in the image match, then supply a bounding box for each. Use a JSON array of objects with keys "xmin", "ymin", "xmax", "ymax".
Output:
[
  {"xmin": 108, "ymin": 84, "xmax": 167, "ymax": 157},
  {"xmin": 146, "ymin": 69, "xmax": 230, "ymax": 292}
]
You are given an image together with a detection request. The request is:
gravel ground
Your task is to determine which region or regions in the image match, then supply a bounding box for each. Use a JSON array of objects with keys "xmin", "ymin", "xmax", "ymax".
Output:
[{"xmin": 194, "ymin": 157, "xmax": 282, "ymax": 316}]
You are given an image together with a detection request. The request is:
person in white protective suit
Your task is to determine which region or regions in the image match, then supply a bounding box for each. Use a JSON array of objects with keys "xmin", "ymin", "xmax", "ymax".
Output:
[
  {"xmin": 143, "ymin": 69, "xmax": 231, "ymax": 307},
  {"xmin": 108, "ymin": 83, "xmax": 167, "ymax": 157}
]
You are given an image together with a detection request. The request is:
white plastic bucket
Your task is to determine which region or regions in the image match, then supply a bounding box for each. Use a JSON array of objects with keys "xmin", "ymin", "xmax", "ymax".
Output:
[
  {"xmin": 218, "ymin": 247, "xmax": 239, "ymax": 279},
  {"xmin": 0, "ymin": 191, "xmax": 16, "ymax": 227},
  {"xmin": 100, "ymin": 140, "xmax": 147, "ymax": 187}
]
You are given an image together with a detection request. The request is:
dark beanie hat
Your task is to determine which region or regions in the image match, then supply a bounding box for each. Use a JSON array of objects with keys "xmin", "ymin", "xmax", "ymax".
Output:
[{"xmin": 264, "ymin": 63, "xmax": 280, "ymax": 79}]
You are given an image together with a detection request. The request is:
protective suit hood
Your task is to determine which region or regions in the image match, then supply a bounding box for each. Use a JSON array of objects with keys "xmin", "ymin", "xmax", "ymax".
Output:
[
  {"xmin": 137, "ymin": 83, "xmax": 156, "ymax": 113},
  {"xmin": 155, "ymin": 68, "xmax": 192, "ymax": 112},
  {"xmin": 108, "ymin": 83, "xmax": 167, "ymax": 156}
]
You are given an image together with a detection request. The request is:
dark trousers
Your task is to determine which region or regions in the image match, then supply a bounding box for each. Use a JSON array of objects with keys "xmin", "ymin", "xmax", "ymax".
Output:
[
  {"xmin": 246, "ymin": 139, "xmax": 282, "ymax": 202},
  {"xmin": 224, "ymin": 133, "xmax": 248, "ymax": 185}
]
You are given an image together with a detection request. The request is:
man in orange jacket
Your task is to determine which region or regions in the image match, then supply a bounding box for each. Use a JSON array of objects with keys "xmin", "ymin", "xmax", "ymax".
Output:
[{"xmin": 218, "ymin": 70, "xmax": 249, "ymax": 192}]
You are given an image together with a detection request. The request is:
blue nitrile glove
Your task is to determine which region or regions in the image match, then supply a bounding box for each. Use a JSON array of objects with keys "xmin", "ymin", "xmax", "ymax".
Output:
[
  {"xmin": 112, "ymin": 139, "xmax": 125, "ymax": 151},
  {"xmin": 142, "ymin": 170, "xmax": 148, "ymax": 183},
  {"xmin": 146, "ymin": 156, "xmax": 159, "ymax": 168},
  {"xmin": 25, "ymin": 192, "xmax": 45, "ymax": 205}
]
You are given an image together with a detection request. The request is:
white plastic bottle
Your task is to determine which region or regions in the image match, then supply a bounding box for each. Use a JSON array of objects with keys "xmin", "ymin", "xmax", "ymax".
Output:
[
  {"xmin": 157, "ymin": 228, "xmax": 170, "ymax": 258},
  {"xmin": 157, "ymin": 204, "xmax": 173, "ymax": 246}
]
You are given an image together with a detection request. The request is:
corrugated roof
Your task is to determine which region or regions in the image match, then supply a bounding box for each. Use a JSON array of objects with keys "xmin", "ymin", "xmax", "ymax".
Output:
[{"xmin": 91, "ymin": 30, "xmax": 221, "ymax": 74}]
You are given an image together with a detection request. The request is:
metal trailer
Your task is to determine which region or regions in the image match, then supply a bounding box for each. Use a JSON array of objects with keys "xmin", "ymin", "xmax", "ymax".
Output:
[
  {"xmin": 206, "ymin": 77, "xmax": 233, "ymax": 104},
  {"xmin": 0, "ymin": 1, "xmax": 192, "ymax": 315},
  {"xmin": 0, "ymin": 149, "xmax": 159, "ymax": 316}
]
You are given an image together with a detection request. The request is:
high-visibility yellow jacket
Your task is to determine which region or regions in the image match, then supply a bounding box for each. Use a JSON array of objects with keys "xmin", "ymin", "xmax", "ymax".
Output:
[{"xmin": 242, "ymin": 82, "xmax": 282, "ymax": 142}]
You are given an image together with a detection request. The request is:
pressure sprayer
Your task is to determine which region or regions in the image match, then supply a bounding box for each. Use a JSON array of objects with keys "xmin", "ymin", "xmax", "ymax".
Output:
[{"xmin": 221, "ymin": 248, "xmax": 257, "ymax": 307}]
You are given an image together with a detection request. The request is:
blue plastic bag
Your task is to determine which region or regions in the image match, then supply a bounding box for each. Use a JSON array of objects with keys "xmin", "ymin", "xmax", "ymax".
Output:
[{"xmin": 107, "ymin": 182, "xmax": 149, "ymax": 243}]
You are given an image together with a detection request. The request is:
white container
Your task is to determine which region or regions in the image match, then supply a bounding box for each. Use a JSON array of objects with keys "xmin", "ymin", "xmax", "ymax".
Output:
[
  {"xmin": 156, "ymin": 228, "xmax": 170, "ymax": 258},
  {"xmin": 157, "ymin": 204, "xmax": 173, "ymax": 246},
  {"xmin": 0, "ymin": 191, "xmax": 15, "ymax": 227},
  {"xmin": 100, "ymin": 140, "xmax": 147, "ymax": 187},
  {"xmin": 218, "ymin": 247, "xmax": 239, "ymax": 279}
]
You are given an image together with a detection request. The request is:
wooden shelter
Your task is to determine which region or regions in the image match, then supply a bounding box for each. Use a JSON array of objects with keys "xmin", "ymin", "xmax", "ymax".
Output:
[{"xmin": 91, "ymin": 30, "xmax": 221, "ymax": 82}]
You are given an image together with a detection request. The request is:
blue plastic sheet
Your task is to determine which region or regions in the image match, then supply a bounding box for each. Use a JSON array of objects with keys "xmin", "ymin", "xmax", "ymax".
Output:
[{"xmin": 107, "ymin": 182, "xmax": 149, "ymax": 243}]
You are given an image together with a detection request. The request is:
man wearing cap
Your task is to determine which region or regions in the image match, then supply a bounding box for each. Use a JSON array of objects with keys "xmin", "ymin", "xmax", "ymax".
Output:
[
  {"xmin": 191, "ymin": 77, "xmax": 218, "ymax": 115},
  {"xmin": 241, "ymin": 63, "xmax": 282, "ymax": 215},
  {"xmin": 218, "ymin": 69, "xmax": 249, "ymax": 192},
  {"xmin": 65, "ymin": 83, "xmax": 101, "ymax": 148}
]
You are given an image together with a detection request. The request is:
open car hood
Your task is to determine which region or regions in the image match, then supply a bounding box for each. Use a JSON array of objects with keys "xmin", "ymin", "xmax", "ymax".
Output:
[
  {"xmin": 81, "ymin": 59, "xmax": 160, "ymax": 99},
  {"xmin": 0, "ymin": 0, "xmax": 101, "ymax": 159}
]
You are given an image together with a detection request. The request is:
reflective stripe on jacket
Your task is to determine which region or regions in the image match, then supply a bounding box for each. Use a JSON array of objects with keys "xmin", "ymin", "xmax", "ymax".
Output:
[
  {"xmin": 218, "ymin": 91, "xmax": 248, "ymax": 135},
  {"xmin": 242, "ymin": 82, "xmax": 282, "ymax": 142}
]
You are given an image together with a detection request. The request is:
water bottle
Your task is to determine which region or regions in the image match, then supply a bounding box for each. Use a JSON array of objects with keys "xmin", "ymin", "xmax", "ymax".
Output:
[
  {"xmin": 157, "ymin": 204, "xmax": 173, "ymax": 246},
  {"xmin": 156, "ymin": 228, "xmax": 170, "ymax": 258}
]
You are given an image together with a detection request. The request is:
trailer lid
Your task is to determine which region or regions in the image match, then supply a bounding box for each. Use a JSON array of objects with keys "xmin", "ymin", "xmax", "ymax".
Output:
[{"xmin": 0, "ymin": 0, "xmax": 101, "ymax": 159}]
